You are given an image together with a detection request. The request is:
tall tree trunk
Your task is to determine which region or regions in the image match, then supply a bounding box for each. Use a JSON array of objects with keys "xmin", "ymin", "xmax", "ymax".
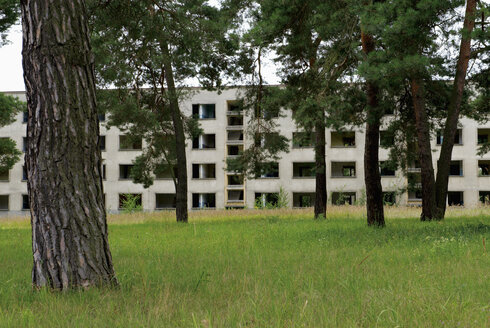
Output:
[
  {"xmin": 435, "ymin": 0, "xmax": 477, "ymax": 217},
  {"xmin": 314, "ymin": 120, "xmax": 327, "ymax": 219},
  {"xmin": 21, "ymin": 0, "xmax": 117, "ymax": 289},
  {"xmin": 361, "ymin": 29, "xmax": 385, "ymax": 227},
  {"xmin": 410, "ymin": 78, "xmax": 438, "ymax": 221},
  {"xmin": 161, "ymin": 41, "xmax": 188, "ymax": 223}
]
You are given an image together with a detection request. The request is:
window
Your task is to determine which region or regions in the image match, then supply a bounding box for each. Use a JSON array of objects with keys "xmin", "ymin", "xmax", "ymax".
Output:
[
  {"xmin": 449, "ymin": 160, "xmax": 463, "ymax": 176},
  {"xmin": 192, "ymin": 104, "xmax": 216, "ymax": 119},
  {"xmin": 22, "ymin": 166, "xmax": 27, "ymax": 181},
  {"xmin": 227, "ymin": 131, "xmax": 244, "ymax": 143},
  {"xmin": 98, "ymin": 113, "xmax": 106, "ymax": 122},
  {"xmin": 293, "ymin": 193, "xmax": 315, "ymax": 208},
  {"xmin": 293, "ymin": 162, "xmax": 315, "ymax": 178},
  {"xmin": 255, "ymin": 193, "xmax": 279, "ymax": 208},
  {"xmin": 436, "ymin": 129, "xmax": 462, "ymax": 145},
  {"xmin": 102, "ymin": 164, "xmax": 106, "ymax": 180},
  {"xmin": 0, "ymin": 169, "xmax": 8, "ymax": 181},
  {"xmin": 0, "ymin": 195, "xmax": 8, "ymax": 211},
  {"xmin": 227, "ymin": 190, "xmax": 244, "ymax": 203},
  {"xmin": 408, "ymin": 190, "xmax": 423, "ymax": 201},
  {"xmin": 192, "ymin": 193, "xmax": 216, "ymax": 208},
  {"xmin": 227, "ymin": 115, "xmax": 243, "ymax": 126},
  {"xmin": 118, "ymin": 193, "xmax": 142, "ymax": 210},
  {"xmin": 380, "ymin": 161, "xmax": 396, "ymax": 176},
  {"xmin": 23, "ymin": 111, "xmax": 28, "ymax": 123},
  {"xmin": 227, "ymin": 145, "xmax": 243, "ymax": 156},
  {"xmin": 23, "ymin": 137, "xmax": 27, "ymax": 152},
  {"xmin": 192, "ymin": 134, "xmax": 216, "ymax": 149},
  {"xmin": 192, "ymin": 164, "xmax": 216, "ymax": 179},
  {"xmin": 227, "ymin": 174, "xmax": 244, "ymax": 186},
  {"xmin": 331, "ymin": 192, "xmax": 356, "ymax": 205},
  {"xmin": 477, "ymin": 129, "xmax": 490, "ymax": 145},
  {"xmin": 380, "ymin": 131, "xmax": 394, "ymax": 148},
  {"xmin": 447, "ymin": 191, "xmax": 464, "ymax": 206},
  {"xmin": 119, "ymin": 135, "xmax": 142, "ymax": 150},
  {"xmin": 254, "ymin": 133, "xmax": 282, "ymax": 149},
  {"xmin": 292, "ymin": 132, "xmax": 315, "ymax": 148},
  {"xmin": 99, "ymin": 136, "xmax": 106, "ymax": 151},
  {"xmin": 479, "ymin": 191, "xmax": 490, "ymax": 205},
  {"xmin": 478, "ymin": 160, "xmax": 490, "ymax": 176},
  {"xmin": 22, "ymin": 194, "xmax": 29, "ymax": 210},
  {"xmin": 383, "ymin": 192, "xmax": 396, "ymax": 205},
  {"xmin": 331, "ymin": 131, "xmax": 355, "ymax": 148},
  {"xmin": 119, "ymin": 164, "xmax": 134, "ymax": 180},
  {"xmin": 155, "ymin": 193, "xmax": 176, "ymax": 209},
  {"xmin": 331, "ymin": 162, "xmax": 356, "ymax": 178},
  {"xmin": 256, "ymin": 162, "xmax": 279, "ymax": 178},
  {"xmin": 155, "ymin": 164, "xmax": 177, "ymax": 180}
]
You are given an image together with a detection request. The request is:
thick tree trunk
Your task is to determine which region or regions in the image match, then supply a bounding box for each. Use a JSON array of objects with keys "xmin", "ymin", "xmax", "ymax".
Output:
[
  {"xmin": 161, "ymin": 42, "xmax": 188, "ymax": 223},
  {"xmin": 410, "ymin": 79, "xmax": 439, "ymax": 221},
  {"xmin": 314, "ymin": 120, "xmax": 327, "ymax": 219},
  {"xmin": 21, "ymin": 0, "xmax": 117, "ymax": 289},
  {"xmin": 435, "ymin": 0, "xmax": 477, "ymax": 217},
  {"xmin": 361, "ymin": 29, "xmax": 385, "ymax": 227}
]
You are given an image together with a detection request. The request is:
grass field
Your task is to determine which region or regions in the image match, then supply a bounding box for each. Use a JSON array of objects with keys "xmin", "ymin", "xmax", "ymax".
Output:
[{"xmin": 0, "ymin": 207, "xmax": 489, "ymax": 327}]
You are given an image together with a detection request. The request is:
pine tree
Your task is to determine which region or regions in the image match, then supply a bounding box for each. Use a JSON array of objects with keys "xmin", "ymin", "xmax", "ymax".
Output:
[
  {"xmin": 21, "ymin": 0, "xmax": 117, "ymax": 289},
  {"xmin": 90, "ymin": 0, "xmax": 237, "ymax": 222},
  {"xmin": 228, "ymin": 0, "xmax": 360, "ymax": 219}
]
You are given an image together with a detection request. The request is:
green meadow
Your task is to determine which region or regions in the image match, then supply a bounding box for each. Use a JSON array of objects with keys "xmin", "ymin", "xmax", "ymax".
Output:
[{"xmin": 0, "ymin": 207, "xmax": 489, "ymax": 327}]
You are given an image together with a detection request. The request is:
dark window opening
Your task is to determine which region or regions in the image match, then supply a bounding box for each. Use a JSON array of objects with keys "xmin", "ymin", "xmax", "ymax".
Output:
[
  {"xmin": 22, "ymin": 194, "xmax": 29, "ymax": 210},
  {"xmin": 479, "ymin": 191, "xmax": 490, "ymax": 205},
  {"xmin": 119, "ymin": 135, "xmax": 142, "ymax": 150},
  {"xmin": 193, "ymin": 104, "xmax": 216, "ymax": 119},
  {"xmin": 292, "ymin": 132, "xmax": 315, "ymax": 148},
  {"xmin": 192, "ymin": 193, "xmax": 216, "ymax": 208},
  {"xmin": 447, "ymin": 191, "xmax": 464, "ymax": 206},
  {"xmin": 293, "ymin": 162, "xmax": 315, "ymax": 178},
  {"xmin": 449, "ymin": 161, "xmax": 463, "ymax": 176},
  {"xmin": 99, "ymin": 135, "xmax": 106, "ymax": 151},
  {"xmin": 255, "ymin": 193, "xmax": 279, "ymax": 207},
  {"xmin": 332, "ymin": 192, "xmax": 356, "ymax": 205},
  {"xmin": 0, "ymin": 195, "xmax": 9, "ymax": 211},
  {"xmin": 193, "ymin": 134, "xmax": 216, "ymax": 149},
  {"xmin": 380, "ymin": 162, "xmax": 396, "ymax": 176},
  {"xmin": 118, "ymin": 193, "xmax": 142, "ymax": 209},
  {"xmin": 256, "ymin": 162, "xmax": 279, "ymax": 178},
  {"xmin": 293, "ymin": 193, "xmax": 315, "ymax": 208},
  {"xmin": 119, "ymin": 164, "xmax": 134, "ymax": 180},
  {"xmin": 478, "ymin": 161, "xmax": 490, "ymax": 176},
  {"xmin": 156, "ymin": 193, "xmax": 176, "ymax": 209}
]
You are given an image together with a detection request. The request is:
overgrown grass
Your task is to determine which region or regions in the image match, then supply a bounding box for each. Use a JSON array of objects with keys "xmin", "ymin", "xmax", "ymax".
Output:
[{"xmin": 1, "ymin": 207, "xmax": 489, "ymax": 327}]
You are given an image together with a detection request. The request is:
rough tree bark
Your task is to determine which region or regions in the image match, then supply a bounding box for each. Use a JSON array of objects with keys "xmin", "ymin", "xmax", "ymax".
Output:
[
  {"xmin": 361, "ymin": 30, "xmax": 385, "ymax": 227},
  {"xmin": 21, "ymin": 0, "xmax": 117, "ymax": 289},
  {"xmin": 435, "ymin": 0, "xmax": 477, "ymax": 216},
  {"xmin": 314, "ymin": 120, "xmax": 327, "ymax": 219},
  {"xmin": 161, "ymin": 41, "xmax": 188, "ymax": 223},
  {"xmin": 410, "ymin": 79, "xmax": 438, "ymax": 221}
]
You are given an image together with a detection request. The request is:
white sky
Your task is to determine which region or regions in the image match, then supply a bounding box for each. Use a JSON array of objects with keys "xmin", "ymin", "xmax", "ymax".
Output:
[{"xmin": 0, "ymin": 25, "xmax": 23, "ymax": 91}]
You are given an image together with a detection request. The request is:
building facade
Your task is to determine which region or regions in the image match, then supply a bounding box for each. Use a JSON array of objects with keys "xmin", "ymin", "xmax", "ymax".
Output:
[{"xmin": 1, "ymin": 89, "xmax": 489, "ymax": 216}]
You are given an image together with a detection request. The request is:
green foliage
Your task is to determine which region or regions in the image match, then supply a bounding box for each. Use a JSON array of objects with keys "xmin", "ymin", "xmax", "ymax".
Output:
[
  {"xmin": 89, "ymin": 0, "xmax": 238, "ymax": 191},
  {"xmin": 0, "ymin": 0, "xmax": 19, "ymax": 45},
  {"xmin": 1, "ymin": 213, "xmax": 489, "ymax": 326},
  {"xmin": 120, "ymin": 194, "xmax": 142, "ymax": 213},
  {"xmin": 358, "ymin": 0, "xmax": 490, "ymax": 173},
  {"xmin": 0, "ymin": 93, "xmax": 23, "ymax": 173}
]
